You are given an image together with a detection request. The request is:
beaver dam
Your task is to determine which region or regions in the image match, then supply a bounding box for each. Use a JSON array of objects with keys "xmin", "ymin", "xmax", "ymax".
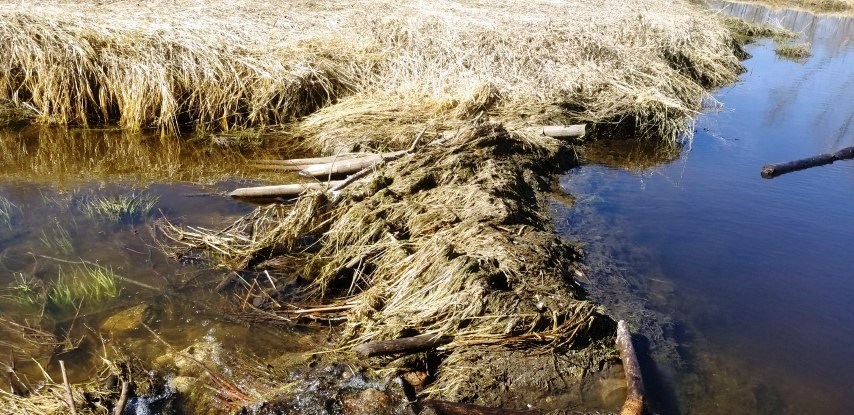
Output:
[{"xmin": 0, "ymin": 0, "xmax": 752, "ymax": 413}]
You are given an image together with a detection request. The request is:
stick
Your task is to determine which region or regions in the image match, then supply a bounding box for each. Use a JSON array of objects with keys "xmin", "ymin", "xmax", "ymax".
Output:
[
  {"xmin": 228, "ymin": 181, "xmax": 343, "ymax": 199},
  {"xmin": 761, "ymin": 146, "xmax": 854, "ymax": 179},
  {"xmin": 616, "ymin": 320, "xmax": 645, "ymax": 415},
  {"xmin": 114, "ymin": 380, "xmax": 129, "ymax": 415},
  {"xmin": 541, "ymin": 124, "xmax": 586, "ymax": 138},
  {"xmin": 59, "ymin": 360, "xmax": 79, "ymax": 415},
  {"xmin": 421, "ymin": 400, "xmax": 541, "ymax": 415},
  {"xmin": 353, "ymin": 334, "xmax": 453, "ymax": 357}
]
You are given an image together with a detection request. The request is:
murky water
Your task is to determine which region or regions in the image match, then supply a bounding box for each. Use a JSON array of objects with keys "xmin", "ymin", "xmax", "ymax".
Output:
[
  {"xmin": 554, "ymin": 5, "xmax": 853, "ymax": 414},
  {"xmin": 0, "ymin": 128, "xmax": 318, "ymax": 394}
]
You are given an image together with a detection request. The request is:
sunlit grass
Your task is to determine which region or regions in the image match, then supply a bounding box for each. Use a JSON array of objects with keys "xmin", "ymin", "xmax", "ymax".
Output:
[
  {"xmin": 46, "ymin": 266, "xmax": 121, "ymax": 313},
  {"xmin": 82, "ymin": 192, "xmax": 159, "ymax": 223}
]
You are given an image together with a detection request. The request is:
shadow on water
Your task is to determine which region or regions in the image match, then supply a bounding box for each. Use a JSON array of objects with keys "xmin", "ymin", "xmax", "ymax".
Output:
[{"xmin": 554, "ymin": 4, "xmax": 854, "ymax": 414}]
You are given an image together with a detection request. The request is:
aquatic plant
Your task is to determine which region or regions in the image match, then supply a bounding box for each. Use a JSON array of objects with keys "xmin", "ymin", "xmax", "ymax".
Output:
[
  {"xmin": 47, "ymin": 266, "xmax": 121, "ymax": 312},
  {"xmin": 39, "ymin": 220, "xmax": 74, "ymax": 255},
  {"xmin": 775, "ymin": 42, "xmax": 812, "ymax": 59},
  {"xmin": 2, "ymin": 272, "xmax": 43, "ymax": 308},
  {"xmin": 0, "ymin": 195, "xmax": 18, "ymax": 229},
  {"xmin": 0, "ymin": 0, "xmax": 744, "ymax": 146},
  {"xmin": 82, "ymin": 192, "xmax": 159, "ymax": 223}
]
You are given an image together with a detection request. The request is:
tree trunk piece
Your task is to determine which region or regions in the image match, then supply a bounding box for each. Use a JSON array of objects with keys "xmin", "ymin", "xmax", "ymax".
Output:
[
  {"xmin": 761, "ymin": 146, "xmax": 854, "ymax": 179},
  {"xmin": 228, "ymin": 181, "xmax": 343, "ymax": 199},
  {"xmin": 617, "ymin": 320, "xmax": 645, "ymax": 415},
  {"xmin": 353, "ymin": 334, "xmax": 453, "ymax": 357},
  {"xmin": 542, "ymin": 124, "xmax": 586, "ymax": 138}
]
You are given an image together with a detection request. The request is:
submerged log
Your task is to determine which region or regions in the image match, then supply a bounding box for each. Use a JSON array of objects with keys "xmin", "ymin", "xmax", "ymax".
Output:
[
  {"xmin": 617, "ymin": 320, "xmax": 645, "ymax": 415},
  {"xmin": 542, "ymin": 124, "xmax": 586, "ymax": 138},
  {"xmin": 228, "ymin": 181, "xmax": 342, "ymax": 199},
  {"xmin": 421, "ymin": 400, "xmax": 541, "ymax": 415},
  {"xmin": 761, "ymin": 146, "xmax": 854, "ymax": 179},
  {"xmin": 353, "ymin": 334, "xmax": 453, "ymax": 357}
]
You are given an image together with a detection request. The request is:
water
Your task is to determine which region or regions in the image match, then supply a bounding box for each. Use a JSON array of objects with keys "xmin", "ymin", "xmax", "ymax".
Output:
[
  {"xmin": 554, "ymin": 5, "xmax": 853, "ymax": 414},
  {"xmin": 0, "ymin": 128, "xmax": 316, "ymax": 390}
]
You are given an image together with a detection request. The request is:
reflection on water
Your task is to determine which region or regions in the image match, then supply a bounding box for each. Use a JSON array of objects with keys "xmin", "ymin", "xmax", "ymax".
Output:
[
  {"xmin": 556, "ymin": 6, "xmax": 854, "ymax": 415},
  {"xmin": 0, "ymin": 127, "xmax": 317, "ymax": 402},
  {"xmin": 0, "ymin": 125, "xmax": 298, "ymax": 184}
]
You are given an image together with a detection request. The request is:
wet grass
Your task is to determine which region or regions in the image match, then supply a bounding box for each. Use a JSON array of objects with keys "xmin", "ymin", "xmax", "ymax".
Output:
[
  {"xmin": 82, "ymin": 192, "xmax": 159, "ymax": 223},
  {"xmin": 775, "ymin": 42, "xmax": 812, "ymax": 59},
  {"xmin": 47, "ymin": 266, "xmax": 121, "ymax": 313},
  {"xmin": 0, "ymin": 194, "xmax": 18, "ymax": 229},
  {"xmin": 39, "ymin": 220, "xmax": 74, "ymax": 255}
]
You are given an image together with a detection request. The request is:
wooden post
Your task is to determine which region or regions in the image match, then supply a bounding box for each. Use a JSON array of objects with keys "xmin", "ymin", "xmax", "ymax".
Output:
[
  {"xmin": 761, "ymin": 146, "xmax": 854, "ymax": 179},
  {"xmin": 617, "ymin": 320, "xmax": 645, "ymax": 415},
  {"xmin": 353, "ymin": 334, "xmax": 453, "ymax": 357}
]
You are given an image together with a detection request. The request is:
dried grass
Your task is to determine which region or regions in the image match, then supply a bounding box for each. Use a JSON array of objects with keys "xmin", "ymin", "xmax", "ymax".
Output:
[{"xmin": 0, "ymin": 0, "xmax": 742, "ymax": 145}]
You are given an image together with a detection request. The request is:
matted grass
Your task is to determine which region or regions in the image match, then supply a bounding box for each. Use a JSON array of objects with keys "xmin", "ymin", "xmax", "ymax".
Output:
[
  {"xmin": 0, "ymin": 0, "xmax": 743, "ymax": 145},
  {"xmin": 735, "ymin": 0, "xmax": 854, "ymax": 14},
  {"xmin": 776, "ymin": 42, "xmax": 813, "ymax": 59}
]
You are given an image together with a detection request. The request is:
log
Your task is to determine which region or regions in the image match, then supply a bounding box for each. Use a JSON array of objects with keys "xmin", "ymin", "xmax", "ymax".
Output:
[
  {"xmin": 299, "ymin": 150, "xmax": 407, "ymax": 177},
  {"xmin": 761, "ymin": 146, "xmax": 854, "ymax": 179},
  {"xmin": 542, "ymin": 124, "xmax": 586, "ymax": 138},
  {"xmin": 228, "ymin": 181, "xmax": 343, "ymax": 199},
  {"xmin": 353, "ymin": 334, "xmax": 453, "ymax": 357},
  {"xmin": 421, "ymin": 400, "xmax": 541, "ymax": 415},
  {"xmin": 617, "ymin": 320, "xmax": 645, "ymax": 415}
]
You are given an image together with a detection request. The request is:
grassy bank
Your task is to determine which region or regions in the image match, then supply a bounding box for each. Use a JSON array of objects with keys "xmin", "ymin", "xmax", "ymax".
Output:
[{"xmin": 0, "ymin": 0, "xmax": 742, "ymax": 144}]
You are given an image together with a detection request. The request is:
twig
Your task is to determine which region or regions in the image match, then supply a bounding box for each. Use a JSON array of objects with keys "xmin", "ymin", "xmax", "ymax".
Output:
[
  {"xmin": 113, "ymin": 380, "xmax": 129, "ymax": 415},
  {"xmin": 59, "ymin": 360, "xmax": 79, "ymax": 415}
]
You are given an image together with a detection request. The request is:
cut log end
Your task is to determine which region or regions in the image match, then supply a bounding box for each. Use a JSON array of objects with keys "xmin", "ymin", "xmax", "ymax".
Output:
[{"xmin": 617, "ymin": 320, "xmax": 645, "ymax": 415}]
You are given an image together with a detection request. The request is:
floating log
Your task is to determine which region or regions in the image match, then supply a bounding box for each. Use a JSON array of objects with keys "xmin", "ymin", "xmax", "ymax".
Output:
[
  {"xmin": 228, "ymin": 181, "xmax": 342, "ymax": 199},
  {"xmin": 617, "ymin": 320, "xmax": 645, "ymax": 415},
  {"xmin": 353, "ymin": 334, "xmax": 453, "ymax": 357},
  {"xmin": 761, "ymin": 146, "xmax": 854, "ymax": 179},
  {"xmin": 421, "ymin": 400, "xmax": 541, "ymax": 415},
  {"xmin": 542, "ymin": 124, "xmax": 586, "ymax": 138}
]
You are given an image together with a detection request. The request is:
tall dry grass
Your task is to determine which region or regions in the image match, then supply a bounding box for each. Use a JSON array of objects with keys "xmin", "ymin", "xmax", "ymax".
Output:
[{"xmin": 0, "ymin": 0, "xmax": 743, "ymax": 145}]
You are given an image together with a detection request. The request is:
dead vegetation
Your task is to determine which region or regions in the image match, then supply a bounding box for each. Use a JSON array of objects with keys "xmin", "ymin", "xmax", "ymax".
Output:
[
  {"xmin": 0, "ymin": 0, "xmax": 742, "ymax": 145},
  {"xmin": 733, "ymin": 0, "xmax": 854, "ymax": 14}
]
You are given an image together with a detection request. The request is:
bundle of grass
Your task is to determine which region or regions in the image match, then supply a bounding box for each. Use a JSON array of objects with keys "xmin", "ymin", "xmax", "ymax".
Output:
[
  {"xmin": 82, "ymin": 192, "xmax": 159, "ymax": 223},
  {"xmin": 2, "ymin": 0, "xmax": 743, "ymax": 145},
  {"xmin": 163, "ymin": 122, "xmax": 618, "ymax": 408},
  {"xmin": 776, "ymin": 42, "xmax": 813, "ymax": 59},
  {"xmin": 45, "ymin": 266, "xmax": 121, "ymax": 314}
]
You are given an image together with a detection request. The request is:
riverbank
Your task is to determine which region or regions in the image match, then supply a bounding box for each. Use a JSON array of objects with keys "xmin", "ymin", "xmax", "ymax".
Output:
[{"xmin": 0, "ymin": 0, "xmax": 747, "ymax": 413}]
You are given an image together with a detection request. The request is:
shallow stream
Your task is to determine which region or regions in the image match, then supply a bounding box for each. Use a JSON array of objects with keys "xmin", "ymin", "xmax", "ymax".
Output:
[{"xmin": 553, "ymin": 4, "xmax": 853, "ymax": 414}]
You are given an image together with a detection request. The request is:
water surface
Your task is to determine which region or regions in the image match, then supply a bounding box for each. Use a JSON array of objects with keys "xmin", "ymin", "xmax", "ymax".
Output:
[{"xmin": 555, "ymin": 6, "xmax": 853, "ymax": 414}]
